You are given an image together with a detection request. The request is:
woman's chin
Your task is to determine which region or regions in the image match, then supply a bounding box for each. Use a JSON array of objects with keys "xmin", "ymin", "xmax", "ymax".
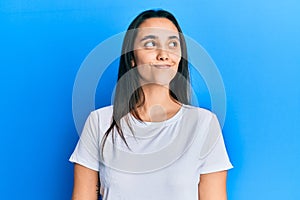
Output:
[{"xmin": 140, "ymin": 75, "xmax": 176, "ymax": 87}]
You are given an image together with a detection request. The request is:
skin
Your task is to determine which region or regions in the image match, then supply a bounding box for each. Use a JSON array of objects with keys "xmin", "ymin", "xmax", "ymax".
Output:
[
  {"xmin": 71, "ymin": 17, "xmax": 228, "ymax": 200},
  {"xmin": 72, "ymin": 164, "xmax": 99, "ymax": 200},
  {"xmin": 133, "ymin": 18, "xmax": 181, "ymax": 87},
  {"xmin": 199, "ymin": 171, "xmax": 228, "ymax": 200},
  {"xmin": 131, "ymin": 18, "xmax": 182, "ymax": 122}
]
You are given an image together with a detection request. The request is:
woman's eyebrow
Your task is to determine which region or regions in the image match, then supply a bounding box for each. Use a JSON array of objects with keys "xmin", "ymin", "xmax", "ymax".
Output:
[
  {"xmin": 139, "ymin": 35, "xmax": 180, "ymax": 42},
  {"xmin": 140, "ymin": 35, "xmax": 157, "ymax": 42},
  {"xmin": 168, "ymin": 35, "xmax": 180, "ymax": 40}
]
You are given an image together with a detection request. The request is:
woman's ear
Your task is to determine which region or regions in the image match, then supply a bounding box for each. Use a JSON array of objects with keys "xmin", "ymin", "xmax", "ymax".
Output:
[{"xmin": 131, "ymin": 59, "xmax": 135, "ymax": 67}]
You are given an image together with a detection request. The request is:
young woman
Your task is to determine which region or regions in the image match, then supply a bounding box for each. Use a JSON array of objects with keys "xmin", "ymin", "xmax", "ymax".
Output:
[{"xmin": 70, "ymin": 9, "xmax": 233, "ymax": 200}]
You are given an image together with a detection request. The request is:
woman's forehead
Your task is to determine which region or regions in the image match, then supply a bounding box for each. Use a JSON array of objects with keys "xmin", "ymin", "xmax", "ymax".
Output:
[
  {"xmin": 136, "ymin": 28, "xmax": 180, "ymax": 41},
  {"xmin": 137, "ymin": 21, "xmax": 179, "ymax": 39},
  {"xmin": 137, "ymin": 18, "xmax": 179, "ymax": 36}
]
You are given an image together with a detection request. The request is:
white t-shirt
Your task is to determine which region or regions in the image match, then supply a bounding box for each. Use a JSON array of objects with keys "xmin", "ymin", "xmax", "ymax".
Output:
[{"xmin": 69, "ymin": 104, "xmax": 233, "ymax": 200}]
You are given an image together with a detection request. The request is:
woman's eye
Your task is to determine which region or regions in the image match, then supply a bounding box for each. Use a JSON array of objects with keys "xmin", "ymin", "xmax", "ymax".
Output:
[
  {"xmin": 169, "ymin": 41, "xmax": 178, "ymax": 48},
  {"xmin": 144, "ymin": 41, "xmax": 156, "ymax": 48}
]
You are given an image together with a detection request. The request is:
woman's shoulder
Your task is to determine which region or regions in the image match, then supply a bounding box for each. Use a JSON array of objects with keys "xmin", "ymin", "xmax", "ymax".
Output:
[
  {"xmin": 182, "ymin": 104, "xmax": 215, "ymax": 118},
  {"xmin": 92, "ymin": 105, "xmax": 114, "ymax": 115},
  {"xmin": 88, "ymin": 105, "xmax": 114, "ymax": 125},
  {"xmin": 82, "ymin": 105, "xmax": 114, "ymax": 134}
]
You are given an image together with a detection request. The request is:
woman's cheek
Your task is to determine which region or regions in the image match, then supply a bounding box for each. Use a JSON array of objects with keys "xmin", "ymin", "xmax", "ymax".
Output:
[{"xmin": 172, "ymin": 52, "xmax": 182, "ymax": 63}]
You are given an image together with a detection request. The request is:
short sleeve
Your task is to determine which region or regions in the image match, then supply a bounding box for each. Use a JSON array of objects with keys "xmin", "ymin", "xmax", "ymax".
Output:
[
  {"xmin": 199, "ymin": 114, "xmax": 233, "ymax": 174},
  {"xmin": 69, "ymin": 111, "xmax": 100, "ymax": 171}
]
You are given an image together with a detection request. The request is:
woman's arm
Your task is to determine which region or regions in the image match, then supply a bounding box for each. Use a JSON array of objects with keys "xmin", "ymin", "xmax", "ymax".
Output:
[
  {"xmin": 72, "ymin": 163, "xmax": 100, "ymax": 200},
  {"xmin": 198, "ymin": 170, "xmax": 228, "ymax": 200}
]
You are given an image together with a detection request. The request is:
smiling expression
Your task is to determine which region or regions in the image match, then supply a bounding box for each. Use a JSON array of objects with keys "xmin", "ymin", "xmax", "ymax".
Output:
[{"xmin": 132, "ymin": 18, "xmax": 182, "ymax": 86}]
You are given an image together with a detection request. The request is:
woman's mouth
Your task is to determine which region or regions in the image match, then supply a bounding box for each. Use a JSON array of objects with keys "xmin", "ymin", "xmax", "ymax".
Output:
[{"xmin": 151, "ymin": 64, "xmax": 172, "ymax": 69}]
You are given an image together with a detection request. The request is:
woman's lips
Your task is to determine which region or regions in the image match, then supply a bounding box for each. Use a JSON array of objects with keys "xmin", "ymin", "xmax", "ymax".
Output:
[{"xmin": 152, "ymin": 64, "xmax": 172, "ymax": 69}]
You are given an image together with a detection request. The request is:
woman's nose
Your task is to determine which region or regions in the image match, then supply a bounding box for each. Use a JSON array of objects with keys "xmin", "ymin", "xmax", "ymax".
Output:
[{"xmin": 157, "ymin": 50, "xmax": 169, "ymax": 61}]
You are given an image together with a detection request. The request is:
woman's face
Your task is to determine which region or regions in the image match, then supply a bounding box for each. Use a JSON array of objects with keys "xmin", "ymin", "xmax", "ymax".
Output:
[{"xmin": 132, "ymin": 17, "xmax": 182, "ymax": 86}]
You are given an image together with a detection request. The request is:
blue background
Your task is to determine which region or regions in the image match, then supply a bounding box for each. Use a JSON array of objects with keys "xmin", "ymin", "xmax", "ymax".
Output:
[{"xmin": 1, "ymin": 0, "xmax": 299, "ymax": 199}]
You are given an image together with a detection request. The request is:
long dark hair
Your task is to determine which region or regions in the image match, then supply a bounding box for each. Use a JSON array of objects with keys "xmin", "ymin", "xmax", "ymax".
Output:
[{"xmin": 101, "ymin": 9, "xmax": 190, "ymax": 157}]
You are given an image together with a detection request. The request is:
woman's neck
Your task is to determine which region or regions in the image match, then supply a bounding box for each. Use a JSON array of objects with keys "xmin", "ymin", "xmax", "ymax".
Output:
[{"xmin": 135, "ymin": 84, "xmax": 182, "ymax": 122}]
